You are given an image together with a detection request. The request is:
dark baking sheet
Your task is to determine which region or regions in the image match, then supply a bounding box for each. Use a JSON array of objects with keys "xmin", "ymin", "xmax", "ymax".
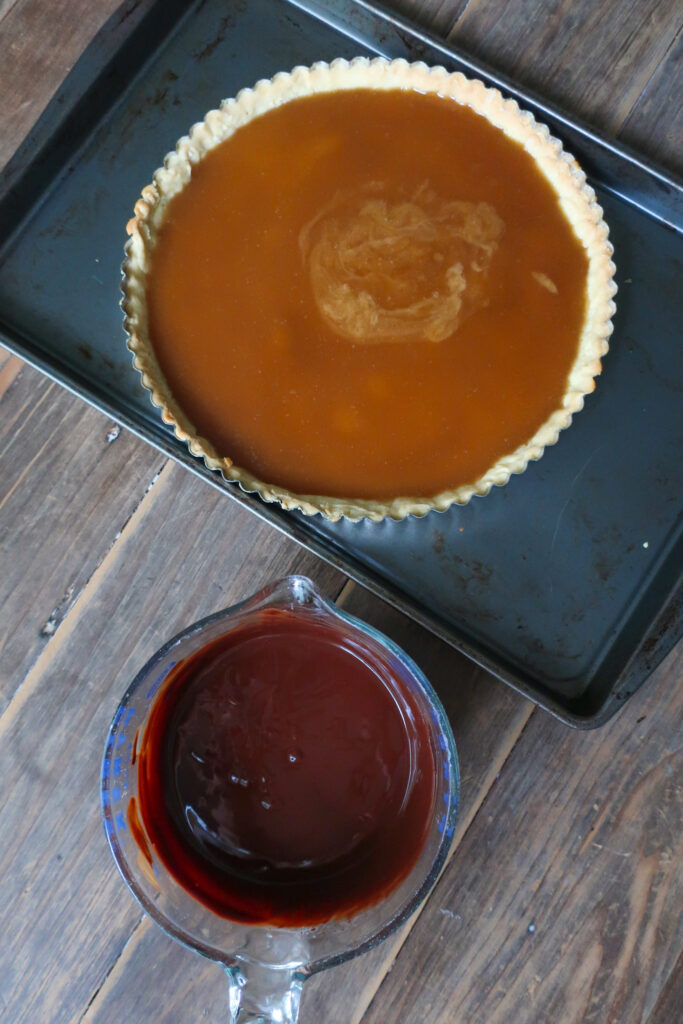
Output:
[{"xmin": 1, "ymin": 0, "xmax": 681, "ymax": 726}]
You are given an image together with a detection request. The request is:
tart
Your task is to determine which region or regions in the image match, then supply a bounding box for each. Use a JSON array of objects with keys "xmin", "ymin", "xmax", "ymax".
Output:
[{"xmin": 122, "ymin": 58, "xmax": 616, "ymax": 522}]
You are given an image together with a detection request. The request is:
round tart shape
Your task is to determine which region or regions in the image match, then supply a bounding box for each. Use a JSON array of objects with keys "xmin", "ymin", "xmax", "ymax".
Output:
[{"xmin": 122, "ymin": 58, "xmax": 617, "ymax": 522}]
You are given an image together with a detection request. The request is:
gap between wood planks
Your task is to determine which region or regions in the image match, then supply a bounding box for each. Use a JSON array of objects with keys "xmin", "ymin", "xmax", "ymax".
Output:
[
  {"xmin": 0, "ymin": 374, "xmax": 55, "ymax": 463},
  {"xmin": 0, "ymin": 431, "xmax": 55, "ymax": 516},
  {"xmin": 617, "ymin": 20, "xmax": 683, "ymax": 144},
  {"xmin": 0, "ymin": 455, "xmax": 170, "ymax": 738},
  {"xmin": 76, "ymin": 914, "xmax": 146, "ymax": 1024}
]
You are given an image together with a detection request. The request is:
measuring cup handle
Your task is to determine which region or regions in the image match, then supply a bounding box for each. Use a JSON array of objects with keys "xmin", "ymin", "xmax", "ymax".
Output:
[{"xmin": 226, "ymin": 962, "xmax": 306, "ymax": 1023}]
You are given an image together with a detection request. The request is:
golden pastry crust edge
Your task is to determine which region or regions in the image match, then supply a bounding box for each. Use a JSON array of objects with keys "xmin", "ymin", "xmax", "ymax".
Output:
[{"xmin": 122, "ymin": 57, "xmax": 617, "ymax": 523}]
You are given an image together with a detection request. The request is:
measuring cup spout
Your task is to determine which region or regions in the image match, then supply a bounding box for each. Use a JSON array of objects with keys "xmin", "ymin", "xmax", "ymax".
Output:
[{"xmin": 226, "ymin": 960, "xmax": 306, "ymax": 1024}]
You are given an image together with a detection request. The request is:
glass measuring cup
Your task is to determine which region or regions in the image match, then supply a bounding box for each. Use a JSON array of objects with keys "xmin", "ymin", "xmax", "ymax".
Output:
[{"xmin": 101, "ymin": 576, "xmax": 459, "ymax": 1023}]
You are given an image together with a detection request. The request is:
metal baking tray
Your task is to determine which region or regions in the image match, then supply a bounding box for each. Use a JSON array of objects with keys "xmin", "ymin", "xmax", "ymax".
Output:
[{"xmin": 1, "ymin": 0, "xmax": 681, "ymax": 726}]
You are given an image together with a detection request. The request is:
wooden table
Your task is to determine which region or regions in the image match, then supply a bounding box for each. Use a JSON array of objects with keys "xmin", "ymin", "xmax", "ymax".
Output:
[{"xmin": 1, "ymin": 1, "xmax": 681, "ymax": 1021}]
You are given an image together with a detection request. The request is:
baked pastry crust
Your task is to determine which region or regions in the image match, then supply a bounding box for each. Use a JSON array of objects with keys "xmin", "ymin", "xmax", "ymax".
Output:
[{"xmin": 122, "ymin": 57, "xmax": 617, "ymax": 522}]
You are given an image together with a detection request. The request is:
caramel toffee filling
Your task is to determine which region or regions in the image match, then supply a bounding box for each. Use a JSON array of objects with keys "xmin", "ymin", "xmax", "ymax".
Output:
[{"xmin": 145, "ymin": 89, "xmax": 589, "ymax": 499}]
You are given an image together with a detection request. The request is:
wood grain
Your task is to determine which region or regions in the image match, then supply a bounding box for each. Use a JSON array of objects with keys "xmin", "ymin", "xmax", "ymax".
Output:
[
  {"xmin": 0, "ymin": 0, "xmax": 163, "ymax": 183},
  {"xmin": 0, "ymin": 0, "xmax": 121, "ymax": 169},
  {"xmin": 302, "ymin": 587, "xmax": 533, "ymax": 1023},
  {"xmin": 447, "ymin": 0, "xmax": 683, "ymax": 162},
  {"xmin": 381, "ymin": 0, "xmax": 469, "ymax": 37},
  {"xmin": 0, "ymin": 0, "xmax": 25, "ymax": 28},
  {"xmin": 0, "ymin": 362, "xmax": 163, "ymax": 711},
  {"xmin": 361, "ymin": 643, "xmax": 683, "ymax": 1024},
  {"xmin": 0, "ymin": 350, "xmax": 22, "ymax": 400},
  {"xmin": 618, "ymin": 25, "xmax": 683, "ymax": 176},
  {"xmin": 0, "ymin": 459, "xmax": 345, "ymax": 1024}
]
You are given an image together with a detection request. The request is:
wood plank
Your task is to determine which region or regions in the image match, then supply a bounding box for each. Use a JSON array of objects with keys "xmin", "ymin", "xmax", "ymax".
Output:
[
  {"xmin": 618, "ymin": 26, "xmax": 683, "ymax": 176},
  {"xmin": 382, "ymin": 0, "xmax": 470, "ymax": 37},
  {"xmin": 0, "ymin": 0, "xmax": 25, "ymax": 30},
  {"xmin": 446, "ymin": 0, "xmax": 683, "ymax": 148},
  {"xmin": 360, "ymin": 643, "xmax": 682, "ymax": 1024},
  {"xmin": 0, "ymin": 348, "xmax": 23, "ymax": 400},
  {"xmin": 0, "ymin": 0, "xmax": 153, "ymax": 172},
  {"xmin": 79, "ymin": 589, "xmax": 532, "ymax": 1024},
  {"xmin": 0, "ymin": 361, "xmax": 164, "ymax": 711},
  {"xmin": 0, "ymin": 460, "xmax": 344, "ymax": 1024}
]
